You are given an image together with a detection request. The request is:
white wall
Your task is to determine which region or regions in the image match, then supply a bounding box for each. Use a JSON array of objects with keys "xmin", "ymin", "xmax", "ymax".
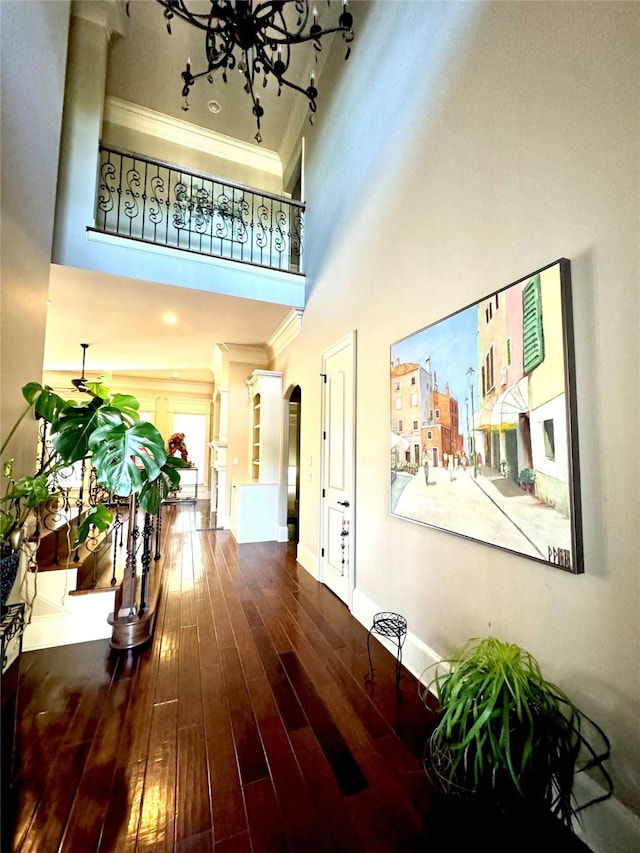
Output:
[
  {"xmin": 0, "ymin": 0, "xmax": 70, "ymax": 476},
  {"xmin": 273, "ymin": 0, "xmax": 640, "ymax": 843}
]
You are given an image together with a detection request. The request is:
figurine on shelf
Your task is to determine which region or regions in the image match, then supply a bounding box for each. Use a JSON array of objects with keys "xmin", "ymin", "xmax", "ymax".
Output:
[{"xmin": 167, "ymin": 433, "xmax": 192, "ymax": 465}]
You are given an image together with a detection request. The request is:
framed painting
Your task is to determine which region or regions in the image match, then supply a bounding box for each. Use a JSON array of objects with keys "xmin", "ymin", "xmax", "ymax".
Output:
[{"xmin": 390, "ymin": 258, "xmax": 583, "ymax": 573}]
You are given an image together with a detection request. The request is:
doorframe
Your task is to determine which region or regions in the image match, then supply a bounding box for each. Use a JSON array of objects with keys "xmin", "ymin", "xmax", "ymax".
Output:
[
  {"xmin": 280, "ymin": 384, "xmax": 301, "ymax": 543},
  {"xmin": 318, "ymin": 330, "xmax": 357, "ymax": 608}
]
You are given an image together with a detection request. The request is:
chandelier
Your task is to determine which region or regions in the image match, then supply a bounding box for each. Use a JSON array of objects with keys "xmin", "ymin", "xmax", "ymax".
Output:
[{"xmin": 155, "ymin": 0, "xmax": 355, "ymax": 143}]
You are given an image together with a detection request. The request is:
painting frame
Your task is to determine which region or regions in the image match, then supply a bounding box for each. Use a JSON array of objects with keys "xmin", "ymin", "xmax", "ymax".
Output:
[{"xmin": 390, "ymin": 258, "xmax": 583, "ymax": 574}]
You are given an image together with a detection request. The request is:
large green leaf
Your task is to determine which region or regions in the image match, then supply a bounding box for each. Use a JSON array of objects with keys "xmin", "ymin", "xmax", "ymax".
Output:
[
  {"xmin": 109, "ymin": 394, "xmax": 141, "ymax": 423},
  {"xmin": 0, "ymin": 510, "xmax": 15, "ymax": 539},
  {"xmin": 138, "ymin": 455, "xmax": 187, "ymax": 514},
  {"xmin": 6, "ymin": 474, "xmax": 50, "ymax": 508},
  {"xmin": 51, "ymin": 398, "xmax": 104, "ymax": 464},
  {"xmin": 89, "ymin": 421, "xmax": 167, "ymax": 496},
  {"xmin": 84, "ymin": 372, "xmax": 112, "ymax": 400},
  {"xmin": 76, "ymin": 503, "xmax": 113, "ymax": 545},
  {"xmin": 21, "ymin": 382, "xmax": 69, "ymax": 422}
]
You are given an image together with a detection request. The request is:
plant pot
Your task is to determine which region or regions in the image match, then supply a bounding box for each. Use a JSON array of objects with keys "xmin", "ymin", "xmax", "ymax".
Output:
[{"xmin": 0, "ymin": 545, "xmax": 20, "ymax": 615}]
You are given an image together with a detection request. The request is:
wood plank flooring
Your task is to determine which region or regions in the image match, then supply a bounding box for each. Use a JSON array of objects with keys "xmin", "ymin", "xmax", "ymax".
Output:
[{"xmin": 4, "ymin": 503, "xmax": 592, "ymax": 852}]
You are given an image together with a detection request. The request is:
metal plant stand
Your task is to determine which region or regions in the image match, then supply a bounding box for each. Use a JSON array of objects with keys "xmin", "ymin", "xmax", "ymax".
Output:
[
  {"xmin": 366, "ymin": 611, "xmax": 407, "ymax": 701},
  {"xmin": 1, "ymin": 603, "xmax": 26, "ymax": 792}
]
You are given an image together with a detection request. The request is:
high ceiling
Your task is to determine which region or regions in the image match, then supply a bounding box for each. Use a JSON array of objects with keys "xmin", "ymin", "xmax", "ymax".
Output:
[
  {"xmin": 44, "ymin": 0, "xmax": 366, "ymax": 383},
  {"xmin": 44, "ymin": 265, "xmax": 292, "ymax": 381},
  {"xmin": 106, "ymin": 0, "xmax": 347, "ymax": 156}
]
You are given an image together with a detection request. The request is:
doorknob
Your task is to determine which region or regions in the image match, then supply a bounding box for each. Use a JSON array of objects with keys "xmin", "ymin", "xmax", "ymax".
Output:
[{"xmin": 337, "ymin": 500, "xmax": 350, "ymax": 507}]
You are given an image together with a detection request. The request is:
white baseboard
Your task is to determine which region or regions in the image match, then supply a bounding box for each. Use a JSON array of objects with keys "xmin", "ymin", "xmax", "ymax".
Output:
[
  {"xmin": 277, "ymin": 525, "xmax": 289, "ymax": 543},
  {"xmin": 572, "ymin": 773, "xmax": 640, "ymax": 853},
  {"xmin": 351, "ymin": 588, "xmax": 640, "ymax": 852},
  {"xmin": 296, "ymin": 542, "xmax": 319, "ymax": 579}
]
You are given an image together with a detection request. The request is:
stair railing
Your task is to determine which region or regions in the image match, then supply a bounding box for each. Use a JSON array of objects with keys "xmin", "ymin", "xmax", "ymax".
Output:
[{"xmin": 34, "ymin": 424, "xmax": 165, "ymax": 648}]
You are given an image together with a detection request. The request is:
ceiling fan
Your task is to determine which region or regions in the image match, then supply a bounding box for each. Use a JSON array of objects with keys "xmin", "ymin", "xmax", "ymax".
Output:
[{"xmin": 71, "ymin": 343, "xmax": 91, "ymax": 394}]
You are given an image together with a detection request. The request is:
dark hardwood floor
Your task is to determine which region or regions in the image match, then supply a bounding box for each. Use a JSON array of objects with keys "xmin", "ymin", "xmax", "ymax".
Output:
[{"xmin": 4, "ymin": 502, "xmax": 592, "ymax": 852}]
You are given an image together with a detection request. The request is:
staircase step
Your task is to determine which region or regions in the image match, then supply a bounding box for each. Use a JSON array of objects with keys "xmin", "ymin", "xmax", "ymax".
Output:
[
  {"xmin": 69, "ymin": 539, "xmax": 125, "ymax": 595},
  {"xmin": 34, "ymin": 502, "xmax": 131, "ymax": 595}
]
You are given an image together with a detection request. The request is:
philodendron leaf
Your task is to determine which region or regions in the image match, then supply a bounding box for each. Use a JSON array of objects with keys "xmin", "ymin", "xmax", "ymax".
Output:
[
  {"xmin": 138, "ymin": 455, "xmax": 187, "ymax": 515},
  {"xmin": 76, "ymin": 503, "xmax": 113, "ymax": 544},
  {"xmin": 51, "ymin": 398, "xmax": 103, "ymax": 464},
  {"xmin": 89, "ymin": 421, "xmax": 167, "ymax": 496},
  {"xmin": 109, "ymin": 394, "xmax": 141, "ymax": 424},
  {"xmin": 84, "ymin": 372, "xmax": 112, "ymax": 400},
  {"xmin": 21, "ymin": 382, "xmax": 68, "ymax": 422},
  {"xmin": 22, "ymin": 382, "xmax": 45, "ymax": 405},
  {"xmin": 8, "ymin": 474, "xmax": 50, "ymax": 508},
  {"xmin": 0, "ymin": 510, "xmax": 15, "ymax": 538}
]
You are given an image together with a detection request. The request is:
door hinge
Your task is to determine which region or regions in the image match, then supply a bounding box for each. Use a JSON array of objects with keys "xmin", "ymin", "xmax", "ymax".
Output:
[
  {"xmin": 322, "ymin": 488, "xmax": 325, "ymax": 498},
  {"xmin": 323, "ymin": 430, "xmax": 327, "ymax": 440},
  {"xmin": 320, "ymin": 373, "xmax": 327, "ymax": 383},
  {"xmin": 321, "ymin": 547, "xmax": 325, "ymax": 557}
]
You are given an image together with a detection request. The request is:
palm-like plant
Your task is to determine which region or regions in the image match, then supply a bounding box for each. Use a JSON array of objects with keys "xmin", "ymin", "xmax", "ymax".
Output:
[{"xmin": 421, "ymin": 637, "xmax": 613, "ymax": 827}]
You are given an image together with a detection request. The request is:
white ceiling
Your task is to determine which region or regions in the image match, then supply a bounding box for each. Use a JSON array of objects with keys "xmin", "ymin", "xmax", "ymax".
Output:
[
  {"xmin": 44, "ymin": 265, "xmax": 292, "ymax": 381},
  {"xmin": 44, "ymin": 0, "xmax": 365, "ymax": 382},
  {"xmin": 106, "ymin": 0, "xmax": 350, "ymax": 156}
]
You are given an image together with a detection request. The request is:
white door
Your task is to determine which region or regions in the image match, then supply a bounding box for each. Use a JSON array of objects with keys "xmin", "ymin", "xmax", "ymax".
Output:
[{"xmin": 320, "ymin": 332, "xmax": 356, "ymax": 605}]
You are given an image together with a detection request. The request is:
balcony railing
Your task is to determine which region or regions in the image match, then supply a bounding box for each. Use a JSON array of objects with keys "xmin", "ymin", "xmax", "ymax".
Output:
[{"xmin": 93, "ymin": 145, "xmax": 305, "ymax": 274}]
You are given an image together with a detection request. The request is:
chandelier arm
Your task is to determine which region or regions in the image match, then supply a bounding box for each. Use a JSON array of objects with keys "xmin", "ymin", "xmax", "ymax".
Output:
[
  {"xmin": 252, "ymin": 0, "xmax": 309, "ymax": 41},
  {"xmin": 155, "ymin": 0, "xmax": 217, "ymax": 32},
  {"xmin": 153, "ymin": 0, "xmax": 355, "ymax": 143},
  {"xmin": 271, "ymin": 72, "xmax": 316, "ymax": 104},
  {"xmin": 204, "ymin": 25, "xmax": 236, "ymax": 72},
  {"xmin": 261, "ymin": 21, "xmax": 353, "ymax": 45}
]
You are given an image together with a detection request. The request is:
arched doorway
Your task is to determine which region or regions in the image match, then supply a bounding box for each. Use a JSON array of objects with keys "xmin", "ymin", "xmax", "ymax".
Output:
[{"xmin": 286, "ymin": 385, "xmax": 301, "ymax": 542}]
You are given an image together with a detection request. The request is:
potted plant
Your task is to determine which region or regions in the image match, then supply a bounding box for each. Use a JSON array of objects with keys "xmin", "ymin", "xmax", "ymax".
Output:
[
  {"xmin": 518, "ymin": 467, "xmax": 536, "ymax": 494},
  {"xmin": 420, "ymin": 637, "xmax": 613, "ymax": 829},
  {"xmin": 0, "ymin": 378, "xmax": 183, "ymax": 611}
]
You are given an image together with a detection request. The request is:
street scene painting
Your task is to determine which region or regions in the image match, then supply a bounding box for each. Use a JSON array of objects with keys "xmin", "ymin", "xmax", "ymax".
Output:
[{"xmin": 390, "ymin": 258, "xmax": 583, "ymax": 573}]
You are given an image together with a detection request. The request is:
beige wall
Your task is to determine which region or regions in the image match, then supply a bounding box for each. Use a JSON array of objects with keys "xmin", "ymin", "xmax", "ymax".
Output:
[
  {"xmin": 274, "ymin": 0, "xmax": 640, "ymax": 827},
  {"xmin": 0, "ymin": 1, "xmax": 70, "ymax": 477},
  {"xmin": 3, "ymin": 0, "xmax": 638, "ymax": 841},
  {"xmin": 101, "ymin": 121, "xmax": 284, "ymax": 196}
]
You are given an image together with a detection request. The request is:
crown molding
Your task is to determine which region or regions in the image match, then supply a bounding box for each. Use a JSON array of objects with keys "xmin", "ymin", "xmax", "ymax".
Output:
[
  {"xmin": 104, "ymin": 97, "xmax": 283, "ymax": 178},
  {"xmin": 266, "ymin": 308, "xmax": 304, "ymax": 360},
  {"xmin": 215, "ymin": 343, "xmax": 270, "ymax": 367},
  {"xmin": 72, "ymin": 0, "xmax": 126, "ymax": 39}
]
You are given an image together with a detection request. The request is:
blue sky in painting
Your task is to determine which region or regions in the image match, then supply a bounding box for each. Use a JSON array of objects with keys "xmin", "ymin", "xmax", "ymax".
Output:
[{"xmin": 391, "ymin": 305, "xmax": 480, "ymax": 412}]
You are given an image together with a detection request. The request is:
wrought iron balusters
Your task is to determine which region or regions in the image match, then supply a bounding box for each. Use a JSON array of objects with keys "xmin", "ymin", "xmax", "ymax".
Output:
[{"xmin": 94, "ymin": 145, "xmax": 305, "ymax": 273}]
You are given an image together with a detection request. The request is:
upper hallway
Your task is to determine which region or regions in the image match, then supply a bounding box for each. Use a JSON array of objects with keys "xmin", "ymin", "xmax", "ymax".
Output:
[{"xmin": 50, "ymin": 0, "xmax": 350, "ymax": 311}]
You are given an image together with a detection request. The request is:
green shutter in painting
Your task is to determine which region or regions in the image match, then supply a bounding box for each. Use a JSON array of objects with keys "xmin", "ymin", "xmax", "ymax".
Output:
[{"xmin": 522, "ymin": 275, "xmax": 544, "ymax": 373}]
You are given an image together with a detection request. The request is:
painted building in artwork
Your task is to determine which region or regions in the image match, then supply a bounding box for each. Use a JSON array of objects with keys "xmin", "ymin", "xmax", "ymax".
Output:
[
  {"xmin": 425, "ymin": 384, "xmax": 464, "ymax": 467},
  {"xmin": 476, "ymin": 289, "xmax": 508, "ymax": 469},
  {"xmin": 523, "ymin": 265, "xmax": 571, "ymax": 516},
  {"xmin": 477, "ymin": 281, "xmax": 533, "ymax": 483},
  {"xmin": 472, "ymin": 265, "xmax": 570, "ymax": 514},
  {"xmin": 391, "ymin": 358, "xmax": 434, "ymax": 468}
]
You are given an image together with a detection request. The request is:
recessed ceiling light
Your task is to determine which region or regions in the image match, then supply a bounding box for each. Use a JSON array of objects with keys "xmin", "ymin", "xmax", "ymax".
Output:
[
  {"xmin": 163, "ymin": 313, "xmax": 177, "ymax": 325},
  {"xmin": 208, "ymin": 99, "xmax": 221, "ymax": 114}
]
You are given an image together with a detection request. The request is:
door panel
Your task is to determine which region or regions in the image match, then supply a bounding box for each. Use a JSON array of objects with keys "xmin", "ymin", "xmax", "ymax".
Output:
[{"xmin": 321, "ymin": 332, "xmax": 355, "ymax": 605}]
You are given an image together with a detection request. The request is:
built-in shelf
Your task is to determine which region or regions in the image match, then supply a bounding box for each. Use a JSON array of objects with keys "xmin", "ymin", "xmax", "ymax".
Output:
[{"xmin": 231, "ymin": 370, "xmax": 283, "ymax": 543}]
